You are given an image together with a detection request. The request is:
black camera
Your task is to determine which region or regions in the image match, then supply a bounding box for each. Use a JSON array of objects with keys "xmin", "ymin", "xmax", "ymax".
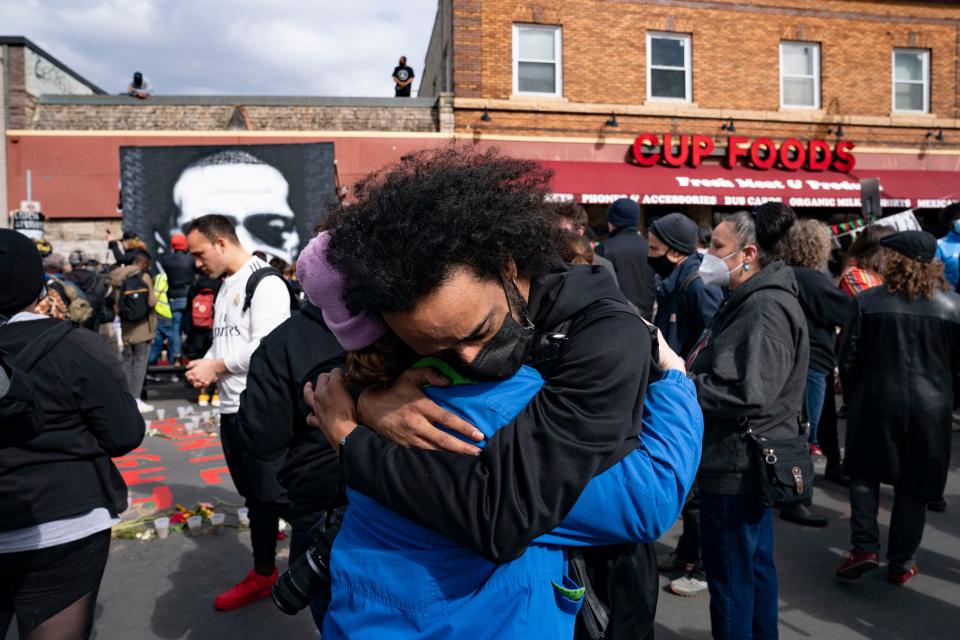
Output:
[{"xmin": 272, "ymin": 506, "xmax": 346, "ymax": 615}]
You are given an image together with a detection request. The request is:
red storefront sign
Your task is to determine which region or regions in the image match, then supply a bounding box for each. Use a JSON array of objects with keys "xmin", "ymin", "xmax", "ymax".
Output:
[{"xmin": 632, "ymin": 133, "xmax": 856, "ymax": 173}]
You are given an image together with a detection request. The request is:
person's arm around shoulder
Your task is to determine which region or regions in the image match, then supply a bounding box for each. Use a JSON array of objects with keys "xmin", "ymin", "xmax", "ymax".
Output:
[{"xmin": 72, "ymin": 329, "xmax": 145, "ymax": 456}]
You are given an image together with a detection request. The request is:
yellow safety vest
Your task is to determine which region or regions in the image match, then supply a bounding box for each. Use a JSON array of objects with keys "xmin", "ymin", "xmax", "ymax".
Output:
[{"xmin": 154, "ymin": 272, "xmax": 172, "ymax": 319}]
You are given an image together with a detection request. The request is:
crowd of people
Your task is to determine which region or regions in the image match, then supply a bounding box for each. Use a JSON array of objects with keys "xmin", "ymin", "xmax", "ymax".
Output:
[{"xmin": 1, "ymin": 144, "xmax": 958, "ymax": 640}]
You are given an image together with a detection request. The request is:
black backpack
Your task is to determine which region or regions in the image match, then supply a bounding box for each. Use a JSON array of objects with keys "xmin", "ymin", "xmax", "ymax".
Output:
[
  {"xmin": 118, "ymin": 271, "xmax": 150, "ymax": 323},
  {"xmin": 242, "ymin": 267, "xmax": 301, "ymax": 314},
  {"xmin": 0, "ymin": 320, "xmax": 73, "ymax": 444}
]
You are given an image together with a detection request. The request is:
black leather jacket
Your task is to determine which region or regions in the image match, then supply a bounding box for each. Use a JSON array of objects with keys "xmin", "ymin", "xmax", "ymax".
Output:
[{"xmin": 839, "ymin": 286, "xmax": 960, "ymax": 500}]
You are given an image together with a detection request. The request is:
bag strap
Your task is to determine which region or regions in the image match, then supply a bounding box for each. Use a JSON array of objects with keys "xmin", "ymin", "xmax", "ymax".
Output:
[
  {"xmin": 568, "ymin": 550, "xmax": 610, "ymax": 639},
  {"xmin": 242, "ymin": 266, "xmax": 286, "ymax": 312},
  {"xmin": 11, "ymin": 321, "xmax": 73, "ymax": 372}
]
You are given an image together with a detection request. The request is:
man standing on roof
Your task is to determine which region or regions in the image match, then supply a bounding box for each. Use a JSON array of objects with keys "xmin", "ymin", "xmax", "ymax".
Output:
[{"xmin": 183, "ymin": 214, "xmax": 292, "ymax": 611}]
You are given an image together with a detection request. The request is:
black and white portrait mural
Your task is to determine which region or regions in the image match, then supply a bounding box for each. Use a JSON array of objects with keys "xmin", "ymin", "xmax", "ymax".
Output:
[{"xmin": 119, "ymin": 142, "xmax": 337, "ymax": 260}]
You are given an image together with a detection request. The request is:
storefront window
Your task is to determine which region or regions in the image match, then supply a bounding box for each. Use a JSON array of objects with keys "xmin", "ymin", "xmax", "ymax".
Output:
[
  {"xmin": 647, "ymin": 32, "xmax": 692, "ymax": 102},
  {"xmin": 513, "ymin": 24, "xmax": 562, "ymax": 96},
  {"xmin": 893, "ymin": 49, "xmax": 930, "ymax": 113},
  {"xmin": 780, "ymin": 41, "xmax": 820, "ymax": 109}
]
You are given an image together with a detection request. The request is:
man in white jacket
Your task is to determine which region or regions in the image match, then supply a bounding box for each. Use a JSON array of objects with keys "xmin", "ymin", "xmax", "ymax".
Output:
[{"xmin": 184, "ymin": 214, "xmax": 292, "ymax": 610}]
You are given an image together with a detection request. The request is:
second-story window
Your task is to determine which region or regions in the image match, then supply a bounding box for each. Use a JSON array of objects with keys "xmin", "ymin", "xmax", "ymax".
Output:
[
  {"xmin": 780, "ymin": 41, "xmax": 820, "ymax": 109},
  {"xmin": 893, "ymin": 49, "xmax": 930, "ymax": 113},
  {"xmin": 513, "ymin": 24, "xmax": 562, "ymax": 96},
  {"xmin": 647, "ymin": 32, "xmax": 692, "ymax": 101}
]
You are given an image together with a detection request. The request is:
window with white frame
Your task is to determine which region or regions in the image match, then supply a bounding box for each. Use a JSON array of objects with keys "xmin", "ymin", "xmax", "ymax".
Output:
[
  {"xmin": 893, "ymin": 49, "xmax": 930, "ymax": 113},
  {"xmin": 780, "ymin": 41, "xmax": 820, "ymax": 109},
  {"xmin": 647, "ymin": 32, "xmax": 692, "ymax": 101},
  {"xmin": 513, "ymin": 24, "xmax": 562, "ymax": 96}
]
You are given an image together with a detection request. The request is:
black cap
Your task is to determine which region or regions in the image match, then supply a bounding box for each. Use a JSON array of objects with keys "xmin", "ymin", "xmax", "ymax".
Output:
[
  {"xmin": 0, "ymin": 230, "xmax": 46, "ymax": 316},
  {"xmin": 650, "ymin": 213, "xmax": 698, "ymax": 255},
  {"xmin": 880, "ymin": 230, "xmax": 937, "ymax": 263},
  {"xmin": 606, "ymin": 198, "xmax": 640, "ymax": 229},
  {"xmin": 122, "ymin": 230, "xmax": 139, "ymax": 241}
]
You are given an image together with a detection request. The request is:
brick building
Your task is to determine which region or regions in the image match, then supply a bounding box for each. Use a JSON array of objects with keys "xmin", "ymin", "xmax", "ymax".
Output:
[{"xmin": 422, "ymin": 0, "xmax": 960, "ymax": 227}]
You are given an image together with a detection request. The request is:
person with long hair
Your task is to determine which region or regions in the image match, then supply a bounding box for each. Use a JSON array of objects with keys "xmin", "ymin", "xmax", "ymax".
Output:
[
  {"xmin": 839, "ymin": 224, "xmax": 895, "ymax": 297},
  {"xmin": 836, "ymin": 231, "xmax": 960, "ymax": 586},
  {"xmin": 688, "ymin": 203, "xmax": 809, "ymax": 639}
]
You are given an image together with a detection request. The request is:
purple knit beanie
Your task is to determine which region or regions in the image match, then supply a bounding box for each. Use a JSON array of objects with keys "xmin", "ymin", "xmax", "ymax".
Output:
[{"xmin": 297, "ymin": 231, "xmax": 387, "ymax": 351}]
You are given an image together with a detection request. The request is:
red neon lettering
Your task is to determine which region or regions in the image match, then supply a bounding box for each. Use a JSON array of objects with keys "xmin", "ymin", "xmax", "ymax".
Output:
[
  {"xmin": 690, "ymin": 135, "xmax": 715, "ymax": 167},
  {"xmin": 725, "ymin": 136, "xmax": 750, "ymax": 168},
  {"xmin": 749, "ymin": 138, "xmax": 777, "ymax": 170},
  {"xmin": 778, "ymin": 138, "xmax": 806, "ymax": 171},
  {"xmin": 807, "ymin": 140, "xmax": 832, "ymax": 171},
  {"xmin": 661, "ymin": 134, "xmax": 690, "ymax": 167},
  {"xmin": 832, "ymin": 141, "xmax": 856, "ymax": 173},
  {"xmin": 632, "ymin": 134, "xmax": 660, "ymax": 166}
]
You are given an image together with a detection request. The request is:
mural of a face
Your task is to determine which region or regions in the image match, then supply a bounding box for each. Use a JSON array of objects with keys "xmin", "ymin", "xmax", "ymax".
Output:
[{"xmin": 172, "ymin": 150, "xmax": 301, "ymax": 261}]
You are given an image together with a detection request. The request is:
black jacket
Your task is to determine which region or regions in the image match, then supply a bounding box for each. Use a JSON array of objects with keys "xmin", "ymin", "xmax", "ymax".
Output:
[
  {"xmin": 109, "ymin": 240, "xmax": 134, "ymax": 265},
  {"xmin": 341, "ymin": 260, "xmax": 652, "ymax": 562},
  {"xmin": 792, "ymin": 266, "xmax": 852, "ymax": 374},
  {"xmin": 691, "ymin": 261, "xmax": 810, "ymax": 495},
  {"xmin": 839, "ymin": 286, "xmax": 960, "ymax": 500},
  {"xmin": 237, "ymin": 303, "xmax": 346, "ymax": 518},
  {"xmin": 159, "ymin": 251, "xmax": 196, "ymax": 299},
  {"xmin": 653, "ymin": 254, "xmax": 724, "ymax": 359},
  {"xmin": 595, "ymin": 226, "xmax": 656, "ymax": 320},
  {"xmin": 0, "ymin": 318, "xmax": 145, "ymax": 530}
]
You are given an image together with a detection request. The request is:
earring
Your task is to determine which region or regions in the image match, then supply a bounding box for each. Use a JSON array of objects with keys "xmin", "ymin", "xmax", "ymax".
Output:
[{"xmin": 743, "ymin": 263, "xmax": 750, "ymax": 272}]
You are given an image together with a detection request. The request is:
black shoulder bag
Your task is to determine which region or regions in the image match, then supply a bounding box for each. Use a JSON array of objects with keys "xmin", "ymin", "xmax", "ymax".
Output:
[{"xmin": 739, "ymin": 415, "xmax": 814, "ymax": 507}]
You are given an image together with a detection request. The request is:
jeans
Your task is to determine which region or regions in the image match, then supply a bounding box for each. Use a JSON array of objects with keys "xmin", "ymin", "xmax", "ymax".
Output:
[
  {"xmin": 121, "ymin": 342, "xmax": 151, "ymax": 399},
  {"xmin": 700, "ymin": 491, "xmax": 778, "ymax": 640},
  {"xmin": 804, "ymin": 368, "xmax": 828, "ymax": 445},
  {"xmin": 148, "ymin": 298, "xmax": 186, "ymax": 363},
  {"xmin": 849, "ymin": 478, "xmax": 926, "ymax": 573}
]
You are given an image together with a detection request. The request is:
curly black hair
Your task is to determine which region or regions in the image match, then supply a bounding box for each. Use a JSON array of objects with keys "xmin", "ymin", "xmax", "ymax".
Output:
[{"xmin": 326, "ymin": 144, "xmax": 557, "ymax": 313}]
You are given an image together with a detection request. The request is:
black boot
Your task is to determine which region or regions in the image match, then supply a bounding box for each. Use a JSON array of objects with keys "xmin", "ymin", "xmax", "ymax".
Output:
[{"xmin": 779, "ymin": 502, "xmax": 829, "ymax": 527}]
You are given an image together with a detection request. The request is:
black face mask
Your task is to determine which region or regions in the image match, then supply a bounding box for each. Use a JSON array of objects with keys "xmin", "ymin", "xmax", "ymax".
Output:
[
  {"xmin": 647, "ymin": 253, "xmax": 677, "ymax": 278},
  {"xmin": 451, "ymin": 277, "xmax": 535, "ymax": 381}
]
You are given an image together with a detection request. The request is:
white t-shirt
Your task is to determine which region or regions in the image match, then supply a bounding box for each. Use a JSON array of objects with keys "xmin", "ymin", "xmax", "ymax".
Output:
[{"xmin": 205, "ymin": 257, "xmax": 291, "ymax": 414}]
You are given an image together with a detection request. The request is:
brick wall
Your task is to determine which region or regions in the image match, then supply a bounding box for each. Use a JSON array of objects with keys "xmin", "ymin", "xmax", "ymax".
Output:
[
  {"xmin": 29, "ymin": 102, "xmax": 440, "ymax": 132},
  {"xmin": 6, "ymin": 46, "xmax": 37, "ymax": 131},
  {"xmin": 448, "ymin": 0, "xmax": 960, "ymax": 144},
  {"xmin": 43, "ymin": 219, "xmax": 119, "ymax": 264}
]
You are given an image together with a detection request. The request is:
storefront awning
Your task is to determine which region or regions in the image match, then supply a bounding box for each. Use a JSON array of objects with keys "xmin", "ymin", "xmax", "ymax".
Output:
[{"xmin": 540, "ymin": 161, "xmax": 960, "ymax": 209}]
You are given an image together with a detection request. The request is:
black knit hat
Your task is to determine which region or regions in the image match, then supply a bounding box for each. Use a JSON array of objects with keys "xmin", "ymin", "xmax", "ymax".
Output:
[
  {"xmin": 650, "ymin": 213, "xmax": 698, "ymax": 256},
  {"xmin": 0, "ymin": 230, "xmax": 45, "ymax": 316},
  {"xmin": 880, "ymin": 230, "xmax": 937, "ymax": 263},
  {"xmin": 606, "ymin": 198, "xmax": 640, "ymax": 229}
]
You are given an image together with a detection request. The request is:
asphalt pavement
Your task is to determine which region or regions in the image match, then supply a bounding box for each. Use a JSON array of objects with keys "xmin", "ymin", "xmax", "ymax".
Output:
[{"xmin": 7, "ymin": 391, "xmax": 960, "ymax": 639}]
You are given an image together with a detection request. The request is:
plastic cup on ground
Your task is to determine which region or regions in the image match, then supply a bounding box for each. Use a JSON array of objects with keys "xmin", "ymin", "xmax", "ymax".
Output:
[
  {"xmin": 237, "ymin": 507, "xmax": 250, "ymax": 526},
  {"xmin": 156, "ymin": 408, "xmax": 166, "ymax": 421},
  {"xmin": 210, "ymin": 513, "xmax": 225, "ymax": 534},
  {"xmin": 154, "ymin": 517, "xmax": 170, "ymax": 539},
  {"xmin": 177, "ymin": 406, "xmax": 188, "ymax": 419},
  {"xmin": 187, "ymin": 515, "xmax": 203, "ymax": 535}
]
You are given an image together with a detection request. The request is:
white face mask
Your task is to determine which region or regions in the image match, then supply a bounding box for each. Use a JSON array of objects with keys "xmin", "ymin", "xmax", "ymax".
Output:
[{"xmin": 699, "ymin": 250, "xmax": 743, "ymax": 288}]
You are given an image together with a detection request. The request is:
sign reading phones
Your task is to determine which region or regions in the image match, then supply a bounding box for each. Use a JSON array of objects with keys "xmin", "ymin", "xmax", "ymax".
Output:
[{"xmin": 632, "ymin": 133, "xmax": 856, "ymax": 173}]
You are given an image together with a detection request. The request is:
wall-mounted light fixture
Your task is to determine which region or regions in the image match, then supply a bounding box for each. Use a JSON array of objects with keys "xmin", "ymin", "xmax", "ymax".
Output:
[
  {"xmin": 828, "ymin": 124, "xmax": 845, "ymax": 138},
  {"xmin": 480, "ymin": 109, "xmax": 491, "ymax": 122},
  {"xmin": 605, "ymin": 113, "xmax": 619, "ymax": 127},
  {"xmin": 926, "ymin": 129, "xmax": 945, "ymax": 142},
  {"xmin": 720, "ymin": 118, "xmax": 736, "ymax": 132}
]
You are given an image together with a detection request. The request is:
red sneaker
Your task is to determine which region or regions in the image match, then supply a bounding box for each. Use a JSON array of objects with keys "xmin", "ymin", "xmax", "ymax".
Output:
[
  {"xmin": 809, "ymin": 444, "xmax": 824, "ymax": 456},
  {"xmin": 214, "ymin": 568, "xmax": 278, "ymax": 611},
  {"xmin": 836, "ymin": 550, "xmax": 880, "ymax": 579},
  {"xmin": 888, "ymin": 565, "xmax": 919, "ymax": 586}
]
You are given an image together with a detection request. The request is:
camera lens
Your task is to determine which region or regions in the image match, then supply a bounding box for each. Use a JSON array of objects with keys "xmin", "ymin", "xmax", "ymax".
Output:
[{"xmin": 272, "ymin": 544, "xmax": 330, "ymax": 615}]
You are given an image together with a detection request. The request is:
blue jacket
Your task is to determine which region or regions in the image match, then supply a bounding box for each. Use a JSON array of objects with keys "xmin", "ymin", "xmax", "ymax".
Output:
[
  {"xmin": 653, "ymin": 254, "xmax": 724, "ymax": 359},
  {"xmin": 323, "ymin": 368, "xmax": 702, "ymax": 639},
  {"xmin": 936, "ymin": 229, "xmax": 960, "ymax": 288}
]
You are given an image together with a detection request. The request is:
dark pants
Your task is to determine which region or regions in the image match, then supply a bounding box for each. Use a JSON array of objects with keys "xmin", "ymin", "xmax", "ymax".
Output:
[
  {"xmin": 220, "ymin": 413, "xmax": 286, "ymax": 569},
  {"xmin": 804, "ymin": 369, "xmax": 828, "ymax": 445},
  {"xmin": 573, "ymin": 542, "xmax": 658, "ymax": 640},
  {"xmin": 818, "ymin": 369, "xmax": 842, "ymax": 469},
  {"xmin": 700, "ymin": 491, "xmax": 778, "ymax": 640},
  {"xmin": 675, "ymin": 485, "xmax": 702, "ymax": 570},
  {"xmin": 121, "ymin": 341, "xmax": 150, "ymax": 399},
  {"xmin": 849, "ymin": 478, "xmax": 926, "ymax": 573}
]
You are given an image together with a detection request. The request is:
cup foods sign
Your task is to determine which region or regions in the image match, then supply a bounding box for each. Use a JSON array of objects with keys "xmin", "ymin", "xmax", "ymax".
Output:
[{"xmin": 632, "ymin": 133, "xmax": 856, "ymax": 173}]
